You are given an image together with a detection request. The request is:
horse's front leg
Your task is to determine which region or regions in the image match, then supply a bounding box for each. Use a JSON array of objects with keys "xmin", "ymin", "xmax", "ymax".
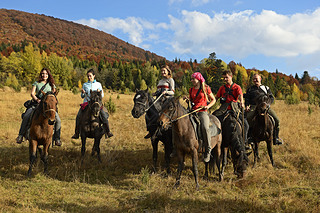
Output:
[
  {"xmin": 28, "ymin": 139, "xmax": 37, "ymax": 176},
  {"xmin": 191, "ymin": 147, "xmax": 199, "ymax": 190},
  {"xmin": 220, "ymin": 147, "xmax": 228, "ymax": 181},
  {"xmin": 151, "ymin": 138, "xmax": 159, "ymax": 173},
  {"xmin": 81, "ymin": 135, "xmax": 86, "ymax": 164},
  {"xmin": 93, "ymin": 137, "xmax": 102, "ymax": 163},
  {"xmin": 163, "ymin": 137, "xmax": 172, "ymax": 175},
  {"xmin": 252, "ymin": 142, "xmax": 259, "ymax": 168},
  {"xmin": 41, "ymin": 143, "xmax": 50, "ymax": 175},
  {"xmin": 174, "ymin": 151, "xmax": 185, "ymax": 188},
  {"xmin": 213, "ymin": 145, "xmax": 222, "ymax": 182},
  {"xmin": 266, "ymin": 140, "xmax": 274, "ymax": 166}
]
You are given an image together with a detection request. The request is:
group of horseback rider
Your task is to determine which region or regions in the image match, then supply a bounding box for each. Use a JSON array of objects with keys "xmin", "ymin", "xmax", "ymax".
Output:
[
  {"xmin": 16, "ymin": 68, "xmax": 113, "ymax": 145},
  {"xmin": 143, "ymin": 68, "xmax": 283, "ymax": 163},
  {"xmin": 16, "ymin": 66, "xmax": 281, "ymax": 158}
]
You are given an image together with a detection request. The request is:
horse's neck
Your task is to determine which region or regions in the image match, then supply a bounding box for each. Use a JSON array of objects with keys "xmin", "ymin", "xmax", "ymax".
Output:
[{"xmin": 173, "ymin": 104, "xmax": 192, "ymax": 132}]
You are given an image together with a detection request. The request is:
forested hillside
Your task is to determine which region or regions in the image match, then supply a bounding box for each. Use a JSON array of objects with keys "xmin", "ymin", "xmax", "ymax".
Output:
[
  {"xmin": 0, "ymin": 9, "xmax": 163, "ymax": 62},
  {"xmin": 1, "ymin": 9, "xmax": 320, "ymax": 106}
]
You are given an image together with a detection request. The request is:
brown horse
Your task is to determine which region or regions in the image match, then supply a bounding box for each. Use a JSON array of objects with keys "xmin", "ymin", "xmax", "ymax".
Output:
[
  {"xmin": 251, "ymin": 94, "xmax": 275, "ymax": 167},
  {"xmin": 158, "ymin": 97, "xmax": 222, "ymax": 189},
  {"xmin": 79, "ymin": 90, "xmax": 105, "ymax": 163},
  {"xmin": 28, "ymin": 91, "xmax": 58, "ymax": 176}
]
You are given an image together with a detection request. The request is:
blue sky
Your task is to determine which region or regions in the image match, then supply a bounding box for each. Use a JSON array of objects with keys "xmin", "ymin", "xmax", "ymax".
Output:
[{"xmin": 1, "ymin": 0, "xmax": 320, "ymax": 79}]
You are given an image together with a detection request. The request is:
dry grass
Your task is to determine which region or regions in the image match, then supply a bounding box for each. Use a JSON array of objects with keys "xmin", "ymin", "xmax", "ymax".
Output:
[{"xmin": 0, "ymin": 87, "xmax": 319, "ymax": 212}]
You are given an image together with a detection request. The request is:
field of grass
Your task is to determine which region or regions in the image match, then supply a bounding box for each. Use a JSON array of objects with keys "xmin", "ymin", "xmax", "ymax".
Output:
[{"xmin": 0, "ymin": 87, "xmax": 319, "ymax": 212}]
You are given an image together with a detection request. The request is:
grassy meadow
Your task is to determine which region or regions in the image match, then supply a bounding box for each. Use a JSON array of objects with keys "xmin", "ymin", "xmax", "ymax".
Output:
[{"xmin": 0, "ymin": 87, "xmax": 319, "ymax": 212}]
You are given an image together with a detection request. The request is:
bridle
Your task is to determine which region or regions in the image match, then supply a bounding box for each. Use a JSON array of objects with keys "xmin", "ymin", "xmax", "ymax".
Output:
[{"xmin": 42, "ymin": 94, "xmax": 58, "ymax": 124}]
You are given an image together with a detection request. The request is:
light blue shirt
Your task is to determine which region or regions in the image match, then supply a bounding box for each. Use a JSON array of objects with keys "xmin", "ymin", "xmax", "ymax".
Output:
[{"xmin": 81, "ymin": 80, "xmax": 104, "ymax": 103}]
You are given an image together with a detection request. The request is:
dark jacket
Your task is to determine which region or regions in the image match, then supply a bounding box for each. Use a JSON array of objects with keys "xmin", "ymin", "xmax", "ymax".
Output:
[{"xmin": 245, "ymin": 85, "xmax": 274, "ymax": 106}]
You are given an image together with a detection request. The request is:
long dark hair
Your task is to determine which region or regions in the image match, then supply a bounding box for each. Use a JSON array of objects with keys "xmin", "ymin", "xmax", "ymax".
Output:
[{"xmin": 38, "ymin": 68, "xmax": 55, "ymax": 89}]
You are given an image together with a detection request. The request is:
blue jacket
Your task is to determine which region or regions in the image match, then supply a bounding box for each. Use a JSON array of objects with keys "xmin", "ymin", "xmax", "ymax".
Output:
[{"xmin": 81, "ymin": 80, "xmax": 104, "ymax": 103}]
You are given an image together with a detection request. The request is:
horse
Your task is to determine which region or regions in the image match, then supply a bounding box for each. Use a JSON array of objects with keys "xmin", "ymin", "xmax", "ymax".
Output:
[
  {"xmin": 27, "ymin": 91, "xmax": 58, "ymax": 176},
  {"xmin": 220, "ymin": 111, "xmax": 249, "ymax": 179},
  {"xmin": 131, "ymin": 89, "xmax": 173, "ymax": 174},
  {"xmin": 158, "ymin": 97, "xmax": 222, "ymax": 189},
  {"xmin": 79, "ymin": 90, "xmax": 105, "ymax": 163},
  {"xmin": 250, "ymin": 94, "xmax": 275, "ymax": 167}
]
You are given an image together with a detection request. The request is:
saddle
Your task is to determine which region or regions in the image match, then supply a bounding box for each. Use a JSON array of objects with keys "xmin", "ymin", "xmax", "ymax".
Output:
[{"xmin": 189, "ymin": 113, "xmax": 221, "ymax": 152}]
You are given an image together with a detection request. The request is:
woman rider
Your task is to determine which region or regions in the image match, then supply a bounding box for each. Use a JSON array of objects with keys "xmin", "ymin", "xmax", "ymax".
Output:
[
  {"xmin": 144, "ymin": 65, "xmax": 175, "ymax": 139},
  {"xmin": 16, "ymin": 68, "xmax": 62, "ymax": 146},
  {"xmin": 71, "ymin": 69, "xmax": 113, "ymax": 139},
  {"xmin": 184, "ymin": 72, "xmax": 216, "ymax": 162}
]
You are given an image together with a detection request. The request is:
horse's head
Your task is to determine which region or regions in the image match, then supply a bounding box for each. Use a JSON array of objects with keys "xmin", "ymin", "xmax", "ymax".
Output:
[
  {"xmin": 232, "ymin": 149, "xmax": 249, "ymax": 178},
  {"xmin": 89, "ymin": 90, "xmax": 102, "ymax": 118},
  {"xmin": 131, "ymin": 89, "xmax": 149, "ymax": 118},
  {"xmin": 158, "ymin": 97, "xmax": 177, "ymax": 130},
  {"xmin": 40, "ymin": 90, "xmax": 58, "ymax": 125},
  {"xmin": 255, "ymin": 94, "xmax": 271, "ymax": 115}
]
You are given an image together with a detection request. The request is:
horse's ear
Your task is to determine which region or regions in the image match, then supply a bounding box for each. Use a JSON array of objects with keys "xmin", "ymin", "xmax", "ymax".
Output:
[
  {"xmin": 136, "ymin": 88, "xmax": 139, "ymax": 93},
  {"xmin": 144, "ymin": 88, "xmax": 148, "ymax": 93},
  {"xmin": 41, "ymin": 90, "xmax": 46, "ymax": 96},
  {"xmin": 55, "ymin": 88, "xmax": 59, "ymax": 96},
  {"xmin": 90, "ymin": 89, "xmax": 93, "ymax": 93}
]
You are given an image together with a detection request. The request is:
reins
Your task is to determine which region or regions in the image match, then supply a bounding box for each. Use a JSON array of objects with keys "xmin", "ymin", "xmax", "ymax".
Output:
[
  {"xmin": 145, "ymin": 93, "xmax": 164, "ymax": 112},
  {"xmin": 161, "ymin": 104, "xmax": 203, "ymax": 126}
]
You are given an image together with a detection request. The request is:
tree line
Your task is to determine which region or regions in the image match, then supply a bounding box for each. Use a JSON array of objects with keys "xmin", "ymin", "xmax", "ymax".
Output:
[{"xmin": 1, "ymin": 43, "xmax": 320, "ymax": 106}]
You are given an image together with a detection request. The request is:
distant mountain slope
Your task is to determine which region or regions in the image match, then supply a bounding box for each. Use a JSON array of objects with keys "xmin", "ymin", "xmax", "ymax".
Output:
[{"xmin": 0, "ymin": 9, "xmax": 164, "ymax": 62}]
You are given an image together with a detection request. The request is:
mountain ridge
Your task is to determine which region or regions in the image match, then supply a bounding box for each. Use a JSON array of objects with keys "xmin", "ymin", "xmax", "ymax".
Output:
[{"xmin": 0, "ymin": 9, "xmax": 165, "ymax": 62}]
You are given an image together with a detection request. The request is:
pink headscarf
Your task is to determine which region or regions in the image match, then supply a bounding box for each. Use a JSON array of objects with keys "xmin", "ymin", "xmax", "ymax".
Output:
[{"xmin": 191, "ymin": 72, "xmax": 205, "ymax": 83}]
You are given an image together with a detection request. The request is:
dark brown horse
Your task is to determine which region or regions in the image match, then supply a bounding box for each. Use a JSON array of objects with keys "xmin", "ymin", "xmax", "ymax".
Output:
[
  {"xmin": 79, "ymin": 90, "xmax": 105, "ymax": 163},
  {"xmin": 251, "ymin": 94, "xmax": 275, "ymax": 167},
  {"xmin": 28, "ymin": 91, "xmax": 58, "ymax": 176},
  {"xmin": 158, "ymin": 97, "xmax": 222, "ymax": 189},
  {"xmin": 131, "ymin": 89, "xmax": 173, "ymax": 174},
  {"xmin": 221, "ymin": 112, "xmax": 249, "ymax": 179}
]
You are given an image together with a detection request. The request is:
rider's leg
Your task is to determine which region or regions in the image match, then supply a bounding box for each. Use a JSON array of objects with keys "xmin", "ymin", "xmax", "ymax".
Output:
[
  {"xmin": 269, "ymin": 108, "xmax": 282, "ymax": 145},
  {"xmin": 53, "ymin": 112, "xmax": 62, "ymax": 146},
  {"xmin": 100, "ymin": 109, "xmax": 113, "ymax": 138},
  {"xmin": 16, "ymin": 107, "xmax": 34, "ymax": 143},
  {"xmin": 198, "ymin": 111, "xmax": 211, "ymax": 163},
  {"xmin": 71, "ymin": 108, "xmax": 81, "ymax": 139}
]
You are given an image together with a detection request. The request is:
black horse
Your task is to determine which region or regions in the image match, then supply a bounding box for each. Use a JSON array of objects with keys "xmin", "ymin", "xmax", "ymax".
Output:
[
  {"xmin": 79, "ymin": 90, "xmax": 105, "ymax": 163},
  {"xmin": 131, "ymin": 89, "xmax": 173, "ymax": 174},
  {"xmin": 221, "ymin": 112, "xmax": 249, "ymax": 179},
  {"xmin": 251, "ymin": 94, "xmax": 275, "ymax": 167}
]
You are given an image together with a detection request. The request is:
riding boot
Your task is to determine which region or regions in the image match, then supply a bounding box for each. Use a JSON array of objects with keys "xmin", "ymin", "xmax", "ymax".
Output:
[
  {"xmin": 104, "ymin": 120, "xmax": 113, "ymax": 138},
  {"xmin": 273, "ymin": 126, "xmax": 282, "ymax": 145},
  {"xmin": 53, "ymin": 128, "xmax": 62, "ymax": 146},
  {"xmin": 16, "ymin": 135, "xmax": 24, "ymax": 144},
  {"xmin": 204, "ymin": 144, "xmax": 212, "ymax": 163},
  {"xmin": 144, "ymin": 132, "xmax": 152, "ymax": 139}
]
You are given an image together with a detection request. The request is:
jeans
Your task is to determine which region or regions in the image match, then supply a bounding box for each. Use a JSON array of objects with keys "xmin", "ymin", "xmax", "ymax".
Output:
[{"xmin": 198, "ymin": 111, "xmax": 211, "ymax": 151}]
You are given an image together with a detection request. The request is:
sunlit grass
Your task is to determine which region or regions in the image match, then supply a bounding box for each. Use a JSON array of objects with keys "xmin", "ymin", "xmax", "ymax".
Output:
[{"xmin": 0, "ymin": 86, "xmax": 319, "ymax": 212}]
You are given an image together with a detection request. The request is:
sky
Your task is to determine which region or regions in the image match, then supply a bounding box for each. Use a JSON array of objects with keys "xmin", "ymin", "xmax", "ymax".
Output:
[{"xmin": 1, "ymin": 0, "xmax": 320, "ymax": 79}]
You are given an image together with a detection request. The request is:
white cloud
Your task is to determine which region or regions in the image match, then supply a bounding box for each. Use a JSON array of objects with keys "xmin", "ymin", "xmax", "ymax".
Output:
[
  {"xmin": 76, "ymin": 17, "xmax": 166, "ymax": 47},
  {"xmin": 168, "ymin": 8, "xmax": 320, "ymax": 59}
]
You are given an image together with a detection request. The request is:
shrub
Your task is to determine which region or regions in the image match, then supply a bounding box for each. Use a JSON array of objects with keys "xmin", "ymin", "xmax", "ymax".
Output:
[
  {"xmin": 72, "ymin": 87, "xmax": 80, "ymax": 94},
  {"xmin": 285, "ymin": 94, "xmax": 300, "ymax": 105},
  {"xmin": 105, "ymin": 96, "xmax": 116, "ymax": 114}
]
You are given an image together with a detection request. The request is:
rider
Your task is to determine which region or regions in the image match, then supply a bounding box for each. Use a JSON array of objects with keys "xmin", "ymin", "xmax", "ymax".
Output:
[
  {"xmin": 245, "ymin": 73, "xmax": 282, "ymax": 145},
  {"xmin": 213, "ymin": 70, "xmax": 250, "ymax": 149},
  {"xmin": 71, "ymin": 69, "xmax": 113, "ymax": 139},
  {"xmin": 16, "ymin": 68, "xmax": 62, "ymax": 146},
  {"xmin": 144, "ymin": 65, "xmax": 175, "ymax": 139},
  {"xmin": 184, "ymin": 72, "xmax": 216, "ymax": 163}
]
